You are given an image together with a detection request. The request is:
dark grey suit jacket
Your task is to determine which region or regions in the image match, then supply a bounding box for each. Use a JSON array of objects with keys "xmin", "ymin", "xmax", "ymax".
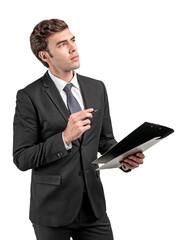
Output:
[{"xmin": 13, "ymin": 71, "xmax": 117, "ymax": 227}]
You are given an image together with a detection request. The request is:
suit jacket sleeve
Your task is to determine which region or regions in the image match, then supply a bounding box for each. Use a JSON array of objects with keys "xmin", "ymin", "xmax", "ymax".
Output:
[
  {"xmin": 98, "ymin": 82, "xmax": 131, "ymax": 173},
  {"xmin": 13, "ymin": 90, "xmax": 69, "ymax": 171},
  {"xmin": 98, "ymin": 82, "xmax": 117, "ymax": 154}
]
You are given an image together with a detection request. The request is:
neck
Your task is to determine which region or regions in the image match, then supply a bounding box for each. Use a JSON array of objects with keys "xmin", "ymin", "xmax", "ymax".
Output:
[{"xmin": 49, "ymin": 67, "xmax": 74, "ymax": 83}]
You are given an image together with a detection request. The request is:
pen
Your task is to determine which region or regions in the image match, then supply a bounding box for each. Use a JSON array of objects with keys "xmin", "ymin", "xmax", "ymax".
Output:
[{"xmin": 92, "ymin": 109, "xmax": 98, "ymax": 113}]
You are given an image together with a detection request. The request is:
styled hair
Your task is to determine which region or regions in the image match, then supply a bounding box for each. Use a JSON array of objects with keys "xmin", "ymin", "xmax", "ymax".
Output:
[{"xmin": 30, "ymin": 19, "xmax": 68, "ymax": 67}]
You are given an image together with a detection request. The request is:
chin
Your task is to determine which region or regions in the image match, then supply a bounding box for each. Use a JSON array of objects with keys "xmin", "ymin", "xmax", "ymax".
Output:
[{"xmin": 73, "ymin": 62, "xmax": 80, "ymax": 70}]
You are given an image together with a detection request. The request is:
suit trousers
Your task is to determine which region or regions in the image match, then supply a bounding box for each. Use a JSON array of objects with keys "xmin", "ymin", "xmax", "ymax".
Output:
[{"xmin": 33, "ymin": 192, "xmax": 114, "ymax": 240}]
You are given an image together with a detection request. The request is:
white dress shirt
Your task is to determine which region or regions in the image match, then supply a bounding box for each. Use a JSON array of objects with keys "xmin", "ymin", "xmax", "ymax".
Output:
[{"xmin": 48, "ymin": 70, "xmax": 85, "ymax": 149}]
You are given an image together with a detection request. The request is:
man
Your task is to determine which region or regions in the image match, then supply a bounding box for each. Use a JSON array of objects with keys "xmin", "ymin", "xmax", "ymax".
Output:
[{"xmin": 13, "ymin": 19, "xmax": 144, "ymax": 240}]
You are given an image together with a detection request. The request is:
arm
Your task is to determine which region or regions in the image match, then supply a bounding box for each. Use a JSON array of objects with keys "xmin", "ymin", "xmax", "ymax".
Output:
[
  {"xmin": 98, "ymin": 82, "xmax": 117, "ymax": 154},
  {"xmin": 13, "ymin": 90, "xmax": 69, "ymax": 171},
  {"xmin": 98, "ymin": 82, "xmax": 145, "ymax": 172}
]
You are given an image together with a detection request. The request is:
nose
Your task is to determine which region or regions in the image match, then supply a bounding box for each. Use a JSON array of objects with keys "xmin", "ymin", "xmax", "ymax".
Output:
[{"xmin": 69, "ymin": 41, "xmax": 77, "ymax": 54}]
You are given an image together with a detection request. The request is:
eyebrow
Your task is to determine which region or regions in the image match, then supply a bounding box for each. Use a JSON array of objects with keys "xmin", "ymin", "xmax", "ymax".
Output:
[{"xmin": 56, "ymin": 36, "xmax": 75, "ymax": 46}]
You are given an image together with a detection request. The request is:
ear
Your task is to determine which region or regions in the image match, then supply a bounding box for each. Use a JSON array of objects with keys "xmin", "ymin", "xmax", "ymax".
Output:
[{"xmin": 39, "ymin": 51, "xmax": 49, "ymax": 64}]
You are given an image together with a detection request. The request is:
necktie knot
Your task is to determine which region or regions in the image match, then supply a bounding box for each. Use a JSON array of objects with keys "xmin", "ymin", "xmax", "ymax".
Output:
[{"xmin": 64, "ymin": 83, "xmax": 73, "ymax": 93}]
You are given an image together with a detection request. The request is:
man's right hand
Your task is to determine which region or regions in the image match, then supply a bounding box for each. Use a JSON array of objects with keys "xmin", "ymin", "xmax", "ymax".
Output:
[{"xmin": 63, "ymin": 108, "xmax": 94, "ymax": 145}]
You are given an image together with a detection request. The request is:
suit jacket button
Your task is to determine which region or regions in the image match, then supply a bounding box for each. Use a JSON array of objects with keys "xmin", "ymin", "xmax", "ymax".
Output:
[
  {"xmin": 57, "ymin": 153, "xmax": 62, "ymax": 158},
  {"xmin": 79, "ymin": 171, "xmax": 84, "ymax": 176}
]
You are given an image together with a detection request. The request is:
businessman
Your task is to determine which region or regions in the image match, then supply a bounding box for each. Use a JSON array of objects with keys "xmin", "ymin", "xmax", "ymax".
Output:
[{"xmin": 13, "ymin": 19, "xmax": 145, "ymax": 240}]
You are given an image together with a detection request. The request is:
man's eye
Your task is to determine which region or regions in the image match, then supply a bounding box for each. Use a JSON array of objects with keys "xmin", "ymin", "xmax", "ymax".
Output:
[{"xmin": 59, "ymin": 43, "xmax": 65, "ymax": 47}]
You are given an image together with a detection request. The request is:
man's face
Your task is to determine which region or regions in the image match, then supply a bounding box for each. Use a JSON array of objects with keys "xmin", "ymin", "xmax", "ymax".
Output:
[{"xmin": 42, "ymin": 29, "xmax": 80, "ymax": 72}]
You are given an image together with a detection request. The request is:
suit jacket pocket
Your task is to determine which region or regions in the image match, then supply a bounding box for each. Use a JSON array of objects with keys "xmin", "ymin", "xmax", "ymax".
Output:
[
  {"xmin": 32, "ymin": 173, "xmax": 62, "ymax": 214},
  {"xmin": 32, "ymin": 173, "xmax": 61, "ymax": 186}
]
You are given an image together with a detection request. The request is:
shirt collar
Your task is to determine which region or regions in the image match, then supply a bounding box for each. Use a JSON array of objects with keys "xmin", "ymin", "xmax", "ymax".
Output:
[{"xmin": 48, "ymin": 70, "xmax": 79, "ymax": 92}]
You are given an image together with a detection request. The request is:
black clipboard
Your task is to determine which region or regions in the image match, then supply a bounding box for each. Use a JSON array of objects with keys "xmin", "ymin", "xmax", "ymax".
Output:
[{"xmin": 92, "ymin": 122, "xmax": 174, "ymax": 170}]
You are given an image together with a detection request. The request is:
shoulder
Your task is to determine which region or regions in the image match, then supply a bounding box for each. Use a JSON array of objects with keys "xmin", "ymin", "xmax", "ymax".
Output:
[
  {"xmin": 19, "ymin": 77, "xmax": 43, "ymax": 93},
  {"xmin": 17, "ymin": 72, "xmax": 48, "ymax": 97},
  {"xmin": 77, "ymin": 73, "xmax": 106, "ymax": 90}
]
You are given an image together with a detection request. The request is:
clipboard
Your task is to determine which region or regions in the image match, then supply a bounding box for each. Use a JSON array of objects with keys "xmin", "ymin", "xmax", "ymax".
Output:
[{"xmin": 92, "ymin": 122, "xmax": 174, "ymax": 170}]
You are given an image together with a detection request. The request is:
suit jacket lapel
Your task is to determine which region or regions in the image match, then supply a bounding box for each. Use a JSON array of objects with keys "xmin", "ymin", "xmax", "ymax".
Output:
[
  {"xmin": 77, "ymin": 74, "xmax": 99, "ymax": 143},
  {"xmin": 42, "ymin": 71, "xmax": 70, "ymax": 123},
  {"xmin": 77, "ymin": 74, "xmax": 97, "ymax": 110}
]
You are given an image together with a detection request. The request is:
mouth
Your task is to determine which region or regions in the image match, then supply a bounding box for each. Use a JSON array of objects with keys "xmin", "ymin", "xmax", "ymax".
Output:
[{"xmin": 70, "ymin": 55, "xmax": 79, "ymax": 62}]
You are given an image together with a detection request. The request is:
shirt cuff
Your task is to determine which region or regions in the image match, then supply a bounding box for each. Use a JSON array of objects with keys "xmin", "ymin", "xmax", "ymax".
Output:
[
  {"xmin": 121, "ymin": 165, "xmax": 128, "ymax": 171},
  {"xmin": 120, "ymin": 165, "xmax": 131, "ymax": 172},
  {"xmin": 62, "ymin": 132, "xmax": 72, "ymax": 150}
]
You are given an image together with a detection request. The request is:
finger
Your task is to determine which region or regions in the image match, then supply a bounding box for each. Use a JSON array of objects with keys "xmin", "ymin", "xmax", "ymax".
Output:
[
  {"xmin": 136, "ymin": 152, "xmax": 145, "ymax": 159},
  {"xmin": 82, "ymin": 124, "xmax": 91, "ymax": 133},
  {"xmin": 127, "ymin": 155, "xmax": 144, "ymax": 164},
  {"xmin": 69, "ymin": 110, "xmax": 93, "ymax": 123},
  {"xmin": 81, "ymin": 119, "xmax": 91, "ymax": 126},
  {"xmin": 85, "ymin": 108, "xmax": 94, "ymax": 113},
  {"xmin": 76, "ymin": 109, "xmax": 94, "ymax": 120},
  {"xmin": 123, "ymin": 158, "xmax": 139, "ymax": 167},
  {"xmin": 120, "ymin": 162, "xmax": 136, "ymax": 169}
]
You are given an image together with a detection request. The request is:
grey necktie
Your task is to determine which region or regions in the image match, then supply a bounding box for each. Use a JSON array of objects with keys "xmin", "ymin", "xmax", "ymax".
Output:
[{"xmin": 64, "ymin": 83, "xmax": 82, "ymax": 114}]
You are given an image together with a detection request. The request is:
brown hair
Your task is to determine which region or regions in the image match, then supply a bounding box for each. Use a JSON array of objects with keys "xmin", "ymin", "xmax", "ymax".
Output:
[{"xmin": 30, "ymin": 19, "xmax": 68, "ymax": 67}]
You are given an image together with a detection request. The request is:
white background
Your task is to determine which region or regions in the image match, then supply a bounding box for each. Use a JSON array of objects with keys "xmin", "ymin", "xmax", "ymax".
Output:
[{"xmin": 1, "ymin": 0, "xmax": 191, "ymax": 239}]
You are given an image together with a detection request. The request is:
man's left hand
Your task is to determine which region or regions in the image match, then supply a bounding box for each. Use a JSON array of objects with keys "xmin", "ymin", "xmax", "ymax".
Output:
[{"xmin": 120, "ymin": 153, "xmax": 145, "ymax": 170}]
